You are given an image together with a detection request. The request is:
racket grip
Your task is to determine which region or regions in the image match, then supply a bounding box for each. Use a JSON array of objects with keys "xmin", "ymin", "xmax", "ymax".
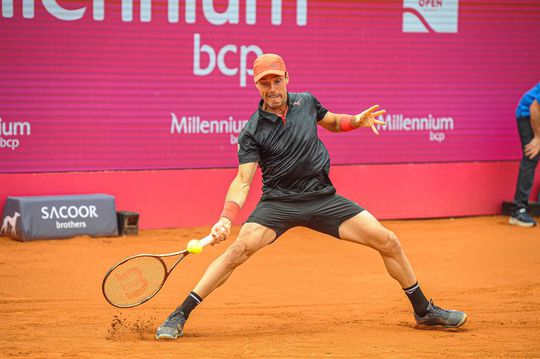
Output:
[{"xmin": 199, "ymin": 234, "xmax": 214, "ymax": 247}]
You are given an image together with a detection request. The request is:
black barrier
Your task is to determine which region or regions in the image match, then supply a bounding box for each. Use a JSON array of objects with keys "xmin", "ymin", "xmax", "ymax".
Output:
[
  {"xmin": 1, "ymin": 194, "xmax": 118, "ymax": 241},
  {"xmin": 117, "ymin": 210, "xmax": 139, "ymax": 236}
]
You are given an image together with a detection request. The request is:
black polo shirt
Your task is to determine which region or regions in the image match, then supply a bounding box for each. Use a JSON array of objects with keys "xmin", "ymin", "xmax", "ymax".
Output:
[{"xmin": 238, "ymin": 92, "xmax": 336, "ymax": 201}]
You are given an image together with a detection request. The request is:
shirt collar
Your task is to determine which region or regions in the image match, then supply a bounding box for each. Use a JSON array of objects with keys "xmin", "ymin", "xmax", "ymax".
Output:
[{"xmin": 258, "ymin": 92, "xmax": 294, "ymax": 122}]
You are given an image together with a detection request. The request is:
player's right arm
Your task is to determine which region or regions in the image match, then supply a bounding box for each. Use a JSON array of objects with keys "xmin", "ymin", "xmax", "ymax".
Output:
[{"xmin": 210, "ymin": 162, "xmax": 258, "ymax": 243}]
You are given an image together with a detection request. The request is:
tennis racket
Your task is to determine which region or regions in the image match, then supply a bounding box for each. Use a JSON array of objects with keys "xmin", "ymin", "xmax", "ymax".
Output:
[{"xmin": 102, "ymin": 234, "xmax": 213, "ymax": 308}]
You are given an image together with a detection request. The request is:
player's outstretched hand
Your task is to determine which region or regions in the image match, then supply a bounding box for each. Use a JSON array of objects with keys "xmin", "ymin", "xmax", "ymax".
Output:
[
  {"xmin": 354, "ymin": 105, "xmax": 386, "ymax": 135},
  {"xmin": 210, "ymin": 217, "xmax": 232, "ymax": 244}
]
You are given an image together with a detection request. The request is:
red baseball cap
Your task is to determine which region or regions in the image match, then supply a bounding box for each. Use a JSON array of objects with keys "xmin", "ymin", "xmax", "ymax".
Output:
[{"xmin": 253, "ymin": 54, "xmax": 287, "ymax": 82}]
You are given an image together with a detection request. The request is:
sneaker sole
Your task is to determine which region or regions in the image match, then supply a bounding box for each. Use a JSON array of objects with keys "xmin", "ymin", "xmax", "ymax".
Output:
[
  {"xmin": 509, "ymin": 217, "xmax": 536, "ymax": 227},
  {"xmin": 155, "ymin": 333, "xmax": 177, "ymax": 340},
  {"xmin": 415, "ymin": 313, "xmax": 468, "ymax": 331},
  {"xmin": 155, "ymin": 330, "xmax": 183, "ymax": 340}
]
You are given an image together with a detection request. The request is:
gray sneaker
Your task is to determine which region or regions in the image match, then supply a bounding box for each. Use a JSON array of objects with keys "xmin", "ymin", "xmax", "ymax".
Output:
[
  {"xmin": 155, "ymin": 307, "xmax": 187, "ymax": 340},
  {"xmin": 414, "ymin": 300, "xmax": 467, "ymax": 330},
  {"xmin": 509, "ymin": 208, "xmax": 537, "ymax": 227}
]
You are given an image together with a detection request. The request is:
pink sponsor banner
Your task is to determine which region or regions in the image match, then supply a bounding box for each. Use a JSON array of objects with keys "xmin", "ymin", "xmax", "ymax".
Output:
[{"xmin": 1, "ymin": 0, "xmax": 539, "ymax": 173}]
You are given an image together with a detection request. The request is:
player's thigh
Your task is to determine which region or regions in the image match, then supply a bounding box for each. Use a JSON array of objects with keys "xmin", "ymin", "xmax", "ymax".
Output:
[{"xmin": 338, "ymin": 210, "xmax": 395, "ymax": 250}]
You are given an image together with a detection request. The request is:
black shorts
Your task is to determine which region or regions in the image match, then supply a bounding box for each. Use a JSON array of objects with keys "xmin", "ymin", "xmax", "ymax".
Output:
[{"xmin": 246, "ymin": 194, "xmax": 364, "ymax": 240}]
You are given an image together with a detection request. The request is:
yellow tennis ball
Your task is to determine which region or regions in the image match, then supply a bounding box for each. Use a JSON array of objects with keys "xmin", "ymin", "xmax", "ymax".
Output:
[{"xmin": 187, "ymin": 239, "xmax": 203, "ymax": 254}]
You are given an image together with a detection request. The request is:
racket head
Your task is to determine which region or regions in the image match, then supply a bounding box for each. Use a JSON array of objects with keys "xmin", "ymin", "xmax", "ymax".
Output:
[{"xmin": 102, "ymin": 255, "xmax": 168, "ymax": 308}]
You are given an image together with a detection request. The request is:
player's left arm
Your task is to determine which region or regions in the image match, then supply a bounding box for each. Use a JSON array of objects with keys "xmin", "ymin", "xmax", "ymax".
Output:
[
  {"xmin": 318, "ymin": 105, "xmax": 386, "ymax": 134},
  {"xmin": 524, "ymin": 99, "xmax": 540, "ymax": 159}
]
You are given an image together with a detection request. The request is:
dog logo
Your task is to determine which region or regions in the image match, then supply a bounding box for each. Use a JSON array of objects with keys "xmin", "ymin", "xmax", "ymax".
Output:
[
  {"xmin": 403, "ymin": 0, "xmax": 459, "ymax": 33},
  {"xmin": 1, "ymin": 211, "xmax": 21, "ymax": 237}
]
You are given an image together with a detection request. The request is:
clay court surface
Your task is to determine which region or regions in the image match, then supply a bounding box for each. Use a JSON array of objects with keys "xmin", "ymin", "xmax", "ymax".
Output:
[{"xmin": 1, "ymin": 216, "xmax": 539, "ymax": 358}]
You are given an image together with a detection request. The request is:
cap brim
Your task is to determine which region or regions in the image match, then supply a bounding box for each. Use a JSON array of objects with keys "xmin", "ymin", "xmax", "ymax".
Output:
[{"xmin": 254, "ymin": 70, "xmax": 286, "ymax": 82}]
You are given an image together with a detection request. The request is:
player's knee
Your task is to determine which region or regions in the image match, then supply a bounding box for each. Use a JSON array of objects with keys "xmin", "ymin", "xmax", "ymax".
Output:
[
  {"xmin": 378, "ymin": 231, "xmax": 402, "ymax": 257},
  {"xmin": 223, "ymin": 241, "xmax": 253, "ymax": 268}
]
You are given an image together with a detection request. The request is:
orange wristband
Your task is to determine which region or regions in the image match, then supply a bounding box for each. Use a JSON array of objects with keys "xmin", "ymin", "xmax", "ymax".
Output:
[
  {"xmin": 220, "ymin": 201, "xmax": 240, "ymax": 221},
  {"xmin": 339, "ymin": 115, "xmax": 355, "ymax": 132}
]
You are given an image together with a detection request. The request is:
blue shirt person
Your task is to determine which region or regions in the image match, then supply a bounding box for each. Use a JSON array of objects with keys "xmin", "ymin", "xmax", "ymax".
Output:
[{"xmin": 510, "ymin": 82, "xmax": 540, "ymax": 227}]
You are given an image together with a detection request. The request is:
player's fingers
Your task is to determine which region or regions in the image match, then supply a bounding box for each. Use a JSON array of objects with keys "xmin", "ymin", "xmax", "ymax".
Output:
[
  {"xmin": 218, "ymin": 226, "xmax": 227, "ymax": 239},
  {"xmin": 211, "ymin": 232, "xmax": 223, "ymax": 245},
  {"xmin": 374, "ymin": 119, "xmax": 386, "ymax": 125},
  {"xmin": 372, "ymin": 109, "xmax": 386, "ymax": 117},
  {"xmin": 210, "ymin": 228, "xmax": 221, "ymax": 240},
  {"xmin": 371, "ymin": 124, "xmax": 380, "ymax": 135},
  {"xmin": 211, "ymin": 225, "xmax": 226, "ymax": 238},
  {"xmin": 365, "ymin": 104, "xmax": 379, "ymax": 113}
]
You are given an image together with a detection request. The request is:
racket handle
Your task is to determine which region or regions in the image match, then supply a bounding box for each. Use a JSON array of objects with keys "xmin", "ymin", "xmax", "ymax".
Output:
[{"xmin": 199, "ymin": 234, "xmax": 214, "ymax": 247}]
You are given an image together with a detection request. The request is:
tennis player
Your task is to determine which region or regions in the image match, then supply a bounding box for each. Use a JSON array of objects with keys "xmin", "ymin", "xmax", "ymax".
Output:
[{"xmin": 156, "ymin": 53, "xmax": 467, "ymax": 339}]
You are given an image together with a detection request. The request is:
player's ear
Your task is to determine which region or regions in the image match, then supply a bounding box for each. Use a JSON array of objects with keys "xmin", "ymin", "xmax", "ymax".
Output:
[{"xmin": 285, "ymin": 72, "xmax": 289, "ymax": 84}]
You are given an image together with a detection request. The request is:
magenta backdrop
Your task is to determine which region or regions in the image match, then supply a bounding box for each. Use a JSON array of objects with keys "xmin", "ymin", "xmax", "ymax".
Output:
[{"xmin": 1, "ymin": 1, "xmax": 540, "ymax": 173}]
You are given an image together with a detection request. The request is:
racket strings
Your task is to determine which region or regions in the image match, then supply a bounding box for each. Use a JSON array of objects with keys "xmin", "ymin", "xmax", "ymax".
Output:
[{"xmin": 103, "ymin": 256, "xmax": 167, "ymax": 307}]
